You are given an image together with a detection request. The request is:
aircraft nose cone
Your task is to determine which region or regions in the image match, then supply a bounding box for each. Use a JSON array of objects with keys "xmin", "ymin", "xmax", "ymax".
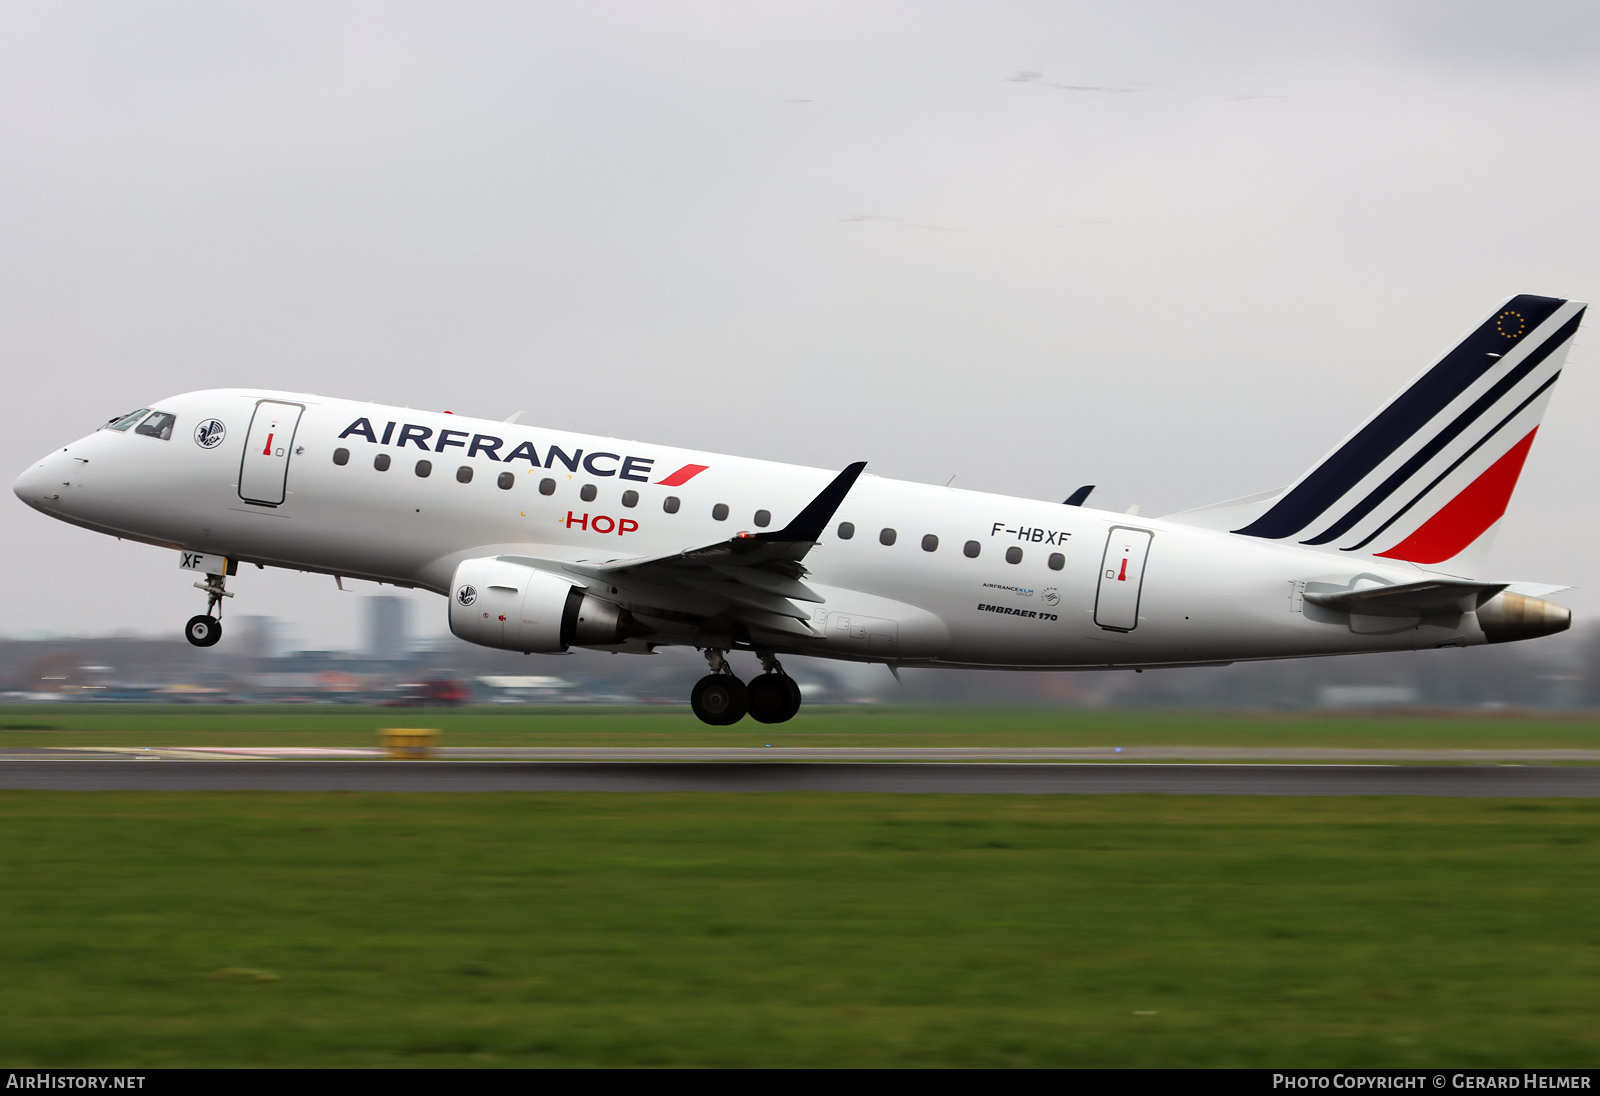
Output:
[{"xmin": 13, "ymin": 451, "xmax": 66, "ymax": 511}]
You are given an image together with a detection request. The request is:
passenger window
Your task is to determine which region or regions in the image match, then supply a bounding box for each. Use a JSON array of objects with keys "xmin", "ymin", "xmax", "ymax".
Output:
[
  {"xmin": 374, "ymin": 453, "xmax": 391, "ymax": 472},
  {"xmin": 622, "ymin": 490, "xmax": 639, "ymax": 508},
  {"xmin": 1005, "ymin": 546, "xmax": 1023, "ymax": 564},
  {"xmin": 135, "ymin": 411, "xmax": 177, "ymax": 440},
  {"xmin": 457, "ymin": 466, "xmax": 473, "ymax": 484},
  {"xmin": 580, "ymin": 484, "xmax": 597, "ymax": 502},
  {"xmin": 712, "ymin": 503, "xmax": 729, "ymax": 521},
  {"xmin": 837, "ymin": 522, "xmax": 855, "ymax": 540},
  {"xmin": 880, "ymin": 528, "xmax": 897, "ymax": 546},
  {"xmin": 1048, "ymin": 552, "xmax": 1064, "ymax": 571},
  {"xmin": 754, "ymin": 509, "xmax": 771, "ymax": 528},
  {"xmin": 921, "ymin": 534, "xmax": 938, "ymax": 552},
  {"xmin": 963, "ymin": 540, "xmax": 980, "ymax": 558},
  {"xmin": 497, "ymin": 471, "xmax": 515, "ymax": 490},
  {"xmin": 664, "ymin": 495, "xmax": 681, "ymax": 514},
  {"xmin": 332, "ymin": 448, "xmax": 350, "ymax": 466},
  {"xmin": 103, "ymin": 409, "xmax": 150, "ymax": 432},
  {"xmin": 415, "ymin": 460, "xmax": 432, "ymax": 478},
  {"xmin": 539, "ymin": 478, "xmax": 556, "ymax": 495}
]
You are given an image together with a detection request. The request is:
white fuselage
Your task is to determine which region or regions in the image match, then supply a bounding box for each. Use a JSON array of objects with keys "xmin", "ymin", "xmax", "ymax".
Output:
[{"xmin": 15, "ymin": 389, "xmax": 1490, "ymax": 669}]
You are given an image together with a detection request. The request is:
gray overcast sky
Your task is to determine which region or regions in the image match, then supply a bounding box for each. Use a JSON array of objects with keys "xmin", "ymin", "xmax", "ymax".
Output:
[{"xmin": 6, "ymin": 1, "xmax": 1600, "ymax": 651}]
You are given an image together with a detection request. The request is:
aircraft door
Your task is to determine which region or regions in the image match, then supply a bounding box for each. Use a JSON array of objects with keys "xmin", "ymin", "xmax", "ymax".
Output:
[
  {"xmin": 238, "ymin": 400, "xmax": 305, "ymax": 506},
  {"xmin": 1094, "ymin": 527, "xmax": 1152, "ymax": 632}
]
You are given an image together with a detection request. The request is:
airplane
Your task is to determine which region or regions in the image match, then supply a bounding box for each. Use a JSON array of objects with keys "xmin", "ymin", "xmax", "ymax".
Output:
[{"xmin": 12, "ymin": 294, "xmax": 1583, "ymax": 724}]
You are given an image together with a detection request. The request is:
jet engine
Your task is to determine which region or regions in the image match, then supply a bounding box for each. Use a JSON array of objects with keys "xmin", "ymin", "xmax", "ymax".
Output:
[{"xmin": 447, "ymin": 557, "xmax": 628, "ymax": 653}]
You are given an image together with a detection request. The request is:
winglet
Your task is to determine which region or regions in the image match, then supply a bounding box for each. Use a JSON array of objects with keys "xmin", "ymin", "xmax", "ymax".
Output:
[
  {"xmin": 758, "ymin": 461, "xmax": 867, "ymax": 544},
  {"xmin": 1064, "ymin": 485, "xmax": 1094, "ymax": 507}
]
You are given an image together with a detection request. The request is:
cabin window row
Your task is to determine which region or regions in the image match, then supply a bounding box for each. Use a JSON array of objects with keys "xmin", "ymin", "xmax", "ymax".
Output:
[
  {"xmin": 835, "ymin": 520, "xmax": 1063, "ymax": 569},
  {"xmin": 332, "ymin": 447, "xmax": 754, "ymax": 519},
  {"xmin": 331, "ymin": 449, "xmax": 1061, "ymax": 566}
]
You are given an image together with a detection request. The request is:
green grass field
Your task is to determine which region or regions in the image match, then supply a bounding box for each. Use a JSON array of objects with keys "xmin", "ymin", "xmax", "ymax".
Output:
[
  {"xmin": 4, "ymin": 703, "xmax": 1600, "ymax": 750},
  {"xmin": 0, "ymin": 792, "xmax": 1596, "ymax": 1067}
]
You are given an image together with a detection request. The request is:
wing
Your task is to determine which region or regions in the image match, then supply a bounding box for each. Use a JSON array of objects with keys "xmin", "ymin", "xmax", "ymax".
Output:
[{"xmin": 552, "ymin": 461, "xmax": 867, "ymax": 641}]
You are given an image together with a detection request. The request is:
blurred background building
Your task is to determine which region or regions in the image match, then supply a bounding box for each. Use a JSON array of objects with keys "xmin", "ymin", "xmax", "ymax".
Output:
[{"xmin": 365, "ymin": 596, "xmax": 408, "ymax": 664}]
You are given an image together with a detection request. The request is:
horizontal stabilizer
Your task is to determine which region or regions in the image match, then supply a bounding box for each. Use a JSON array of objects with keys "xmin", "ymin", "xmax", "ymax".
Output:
[
  {"xmin": 1303, "ymin": 579, "xmax": 1505, "ymax": 617},
  {"xmin": 1504, "ymin": 581, "xmax": 1571, "ymax": 599}
]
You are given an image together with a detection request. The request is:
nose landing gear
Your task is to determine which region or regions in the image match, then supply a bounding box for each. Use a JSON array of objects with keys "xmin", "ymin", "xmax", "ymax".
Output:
[
  {"xmin": 185, "ymin": 615, "xmax": 222, "ymax": 647},
  {"xmin": 184, "ymin": 571, "xmax": 233, "ymax": 648},
  {"xmin": 688, "ymin": 650, "xmax": 803, "ymax": 726}
]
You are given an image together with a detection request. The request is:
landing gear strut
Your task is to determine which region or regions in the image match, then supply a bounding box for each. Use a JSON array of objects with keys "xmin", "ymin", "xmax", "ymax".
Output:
[
  {"xmin": 184, "ymin": 571, "xmax": 232, "ymax": 648},
  {"xmin": 688, "ymin": 650, "xmax": 803, "ymax": 726}
]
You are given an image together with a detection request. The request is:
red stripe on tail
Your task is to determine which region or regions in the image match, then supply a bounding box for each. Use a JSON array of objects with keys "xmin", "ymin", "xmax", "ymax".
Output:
[{"xmin": 1375, "ymin": 428, "xmax": 1539, "ymax": 565}]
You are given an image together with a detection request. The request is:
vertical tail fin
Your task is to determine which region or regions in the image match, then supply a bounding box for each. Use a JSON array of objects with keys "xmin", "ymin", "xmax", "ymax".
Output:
[{"xmin": 1170, "ymin": 295, "xmax": 1585, "ymax": 575}]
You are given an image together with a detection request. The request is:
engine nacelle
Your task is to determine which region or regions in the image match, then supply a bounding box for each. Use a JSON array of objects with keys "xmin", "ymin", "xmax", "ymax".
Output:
[{"xmin": 447, "ymin": 557, "xmax": 628, "ymax": 653}]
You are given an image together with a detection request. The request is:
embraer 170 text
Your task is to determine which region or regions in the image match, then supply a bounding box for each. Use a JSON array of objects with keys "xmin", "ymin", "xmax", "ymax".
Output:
[{"xmin": 13, "ymin": 295, "xmax": 1582, "ymax": 724}]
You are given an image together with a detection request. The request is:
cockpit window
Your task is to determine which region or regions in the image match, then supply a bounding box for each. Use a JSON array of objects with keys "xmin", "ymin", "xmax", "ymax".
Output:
[
  {"xmin": 103, "ymin": 409, "xmax": 150, "ymax": 432},
  {"xmin": 135, "ymin": 411, "xmax": 177, "ymax": 440}
]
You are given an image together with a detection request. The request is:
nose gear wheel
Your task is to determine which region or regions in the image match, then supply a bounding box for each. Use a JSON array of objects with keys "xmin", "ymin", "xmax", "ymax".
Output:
[
  {"xmin": 183, "ymin": 570, "xmax": 233, "ymax": 647},
  {"xmin": 185, "ymin": 615, "xmax": 222, "ymax": 647}
]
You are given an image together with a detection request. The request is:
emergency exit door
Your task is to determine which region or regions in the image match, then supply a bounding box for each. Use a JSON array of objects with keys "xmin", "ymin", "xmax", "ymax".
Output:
[
  {"xmin": 1094, "ymin": 527, "xmax": 1152, "ymax": 632},
  {"xmin": 238, "ymin": 400, "xmax": 304, "ymax": 506}
]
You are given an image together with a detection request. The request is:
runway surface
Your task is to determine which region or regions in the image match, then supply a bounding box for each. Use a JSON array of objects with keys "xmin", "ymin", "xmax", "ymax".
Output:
[
  {"xmin": 1, "ymin": 750, "xmax": 1598, "ymax": 795},
  {"xmin": 11, "ymin": 745, "xmax": 1600, "ymax": 762}
]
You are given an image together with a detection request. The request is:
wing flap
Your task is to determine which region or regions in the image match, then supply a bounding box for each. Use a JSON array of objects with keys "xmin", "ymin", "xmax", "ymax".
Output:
[
  {"xmin": 676, "ymin": 575, "xmax": 814, "ymax": 619},
  {"xmin": 735, "ymin": 608, "xmax": 820, "ymax": 636},
  {"xmin": 709, "ymin": 563, "xmax": 823, "ymax": 603}
]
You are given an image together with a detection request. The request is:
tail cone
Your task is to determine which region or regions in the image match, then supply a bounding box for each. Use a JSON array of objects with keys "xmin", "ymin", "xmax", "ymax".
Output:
[{"xmin": 1477, "ymin": 592, "xmax": 1571, "ymax": 644}]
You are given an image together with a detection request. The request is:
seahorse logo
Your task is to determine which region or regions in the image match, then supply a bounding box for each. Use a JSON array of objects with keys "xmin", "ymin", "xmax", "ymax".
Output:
[{"xmin": 194, "ymin": 419, "xmax": 227, "ymax": 449}]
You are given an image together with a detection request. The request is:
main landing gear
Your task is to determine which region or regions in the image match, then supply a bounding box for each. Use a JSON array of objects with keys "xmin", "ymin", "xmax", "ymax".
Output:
[
  {"xmin": 690, "ymin": 650, "xmax": 803, "ymax": 726},
  {"xmin": 184, "ymin": 571, "xmax": 233, "ymax": 648}
]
